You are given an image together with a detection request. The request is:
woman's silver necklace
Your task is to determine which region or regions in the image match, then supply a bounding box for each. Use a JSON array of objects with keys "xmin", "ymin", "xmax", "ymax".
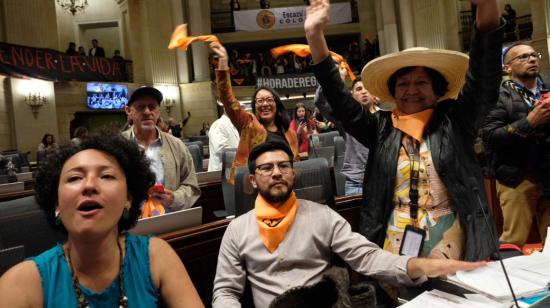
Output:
[{"xmin": 65, "ymin": 236, "xmax": 128, "ymax": 308}]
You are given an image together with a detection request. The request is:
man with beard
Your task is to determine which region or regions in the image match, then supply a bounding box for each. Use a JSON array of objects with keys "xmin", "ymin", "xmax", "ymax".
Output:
[
  {"xmin": 123, "ymin": 86, "xmax": 200, "ymax": 211},
  {"xmin": 212, "ymin": 141, "xmax": 486, "ymax": 307},
  {"xmin": 480, "ymin": 42, "xmax": 550, "ymax": 247}
]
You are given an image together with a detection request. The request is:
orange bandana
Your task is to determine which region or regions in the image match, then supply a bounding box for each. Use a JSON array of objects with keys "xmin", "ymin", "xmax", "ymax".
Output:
[
  {"xmin": 255, "ymin": 192, "xmax": 298, "ymax": 253},
  {"xmin": 391, "ymin": 108, "xmax": 434, "ymax": 142},
  {"xmin": 270, "ymin": 44, "xmax": 356, "ymax": 80},
  {"xmin": 168, "ymin": 24, "xmax": 219, "ymax": 51}
]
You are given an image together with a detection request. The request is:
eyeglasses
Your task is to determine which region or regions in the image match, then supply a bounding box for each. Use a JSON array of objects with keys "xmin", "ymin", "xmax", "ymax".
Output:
[
  {"xmin": 255, "ymin": 161, "xmax": 293, "ymax": 176},
  {"xmin": 507, "ymin": 52, "xmax": 542, "ymax": 64},
  {"xmin": 255, "ymin": 97, "xmax": 275, "ymax": 105},
  {"xmin": 132, "ymin": 103, "xmax": 159, "ymax": 112}
]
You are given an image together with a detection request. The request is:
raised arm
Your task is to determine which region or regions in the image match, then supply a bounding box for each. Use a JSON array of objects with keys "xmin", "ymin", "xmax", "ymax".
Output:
[
  {"xmin": 305, "ymin": 0, "xmax": 378, "ymax": 148},
  {"xmin": 304, "ymin": 0, "xmax": 330, "ymax": 65},
  {"xmin": 454, "ymin": 0, "xmax": 503, "ymax": 136},
  {"xmin": 473, "ymin": 0, "xmax": 500, "ymax": 32},
  {"xmin": 210, "ymin": 42, "xmax": 253, "ymax": 131}
]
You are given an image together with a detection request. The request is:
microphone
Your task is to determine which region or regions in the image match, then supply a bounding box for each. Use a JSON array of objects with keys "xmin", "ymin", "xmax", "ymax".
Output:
[{"xmin": 468, "ymin": 177, "xmax": 519, "ymax": 308}]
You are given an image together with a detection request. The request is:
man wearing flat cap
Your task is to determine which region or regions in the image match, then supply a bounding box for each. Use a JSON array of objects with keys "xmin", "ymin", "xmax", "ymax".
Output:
[{"xmin": 123, "ymin": 86, "xmax": 200, "ymax": 211}]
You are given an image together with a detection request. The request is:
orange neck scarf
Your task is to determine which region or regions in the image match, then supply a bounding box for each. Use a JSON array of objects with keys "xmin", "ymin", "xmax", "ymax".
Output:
[
  {"xmin": 391, "ymin": 108, "xmax": 434, "ymax": 142},
  {"xmin": 255, "ymin": 192, "xmax": 298, "ymax": 253}
]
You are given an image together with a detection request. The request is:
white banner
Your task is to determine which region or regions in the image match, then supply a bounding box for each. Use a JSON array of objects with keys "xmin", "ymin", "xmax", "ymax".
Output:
[{"xmin": 234, "ymin": 3, "xmax": 351, "ymax": 32}]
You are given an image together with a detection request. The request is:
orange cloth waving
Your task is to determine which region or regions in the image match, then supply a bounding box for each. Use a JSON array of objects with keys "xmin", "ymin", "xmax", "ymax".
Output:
[
  {"xmin": 168, "ymin": 24, "xmax": 219, "ymax": 51},
  {"xmin": 270, "ymin": 44, "xmax": 356, "ymax": 80},
  {"xmin": 141, "ymin": 184, "xmax": 166, "ymax": 218},
  {"xmin": 255, "ymin": 192, "xmax": 298, "ymax": 253}
]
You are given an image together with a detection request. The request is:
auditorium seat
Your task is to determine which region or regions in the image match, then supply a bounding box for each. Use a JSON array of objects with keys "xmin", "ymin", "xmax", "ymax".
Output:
[
  {"xmin": 333, "ymin": 136, "xmax": 346, "ymax": 196},
  {"xmin": 310, "ymin": 131, "xmax": 340, "ymax": 147},
  {"xmin": 219, "ymin": 148, "xmax": 237, "ymax": 217},
  {"xmin": 0, "ymin": 196, "xmax": 39, "ymax": 217},
  {"xmin": 187, "ymin": 144, "xmax": 203, "ymax": 172},
  {"xmin": 184, "ymin": 141, "xmax": 204, "ymax": 154},
  {"xmin": 0, "ymin": 207, "xmax": 65, "ymax": 258},
  {"xmin": 0, "ymin": 245, "xmax": 25, "ymax": 275}
]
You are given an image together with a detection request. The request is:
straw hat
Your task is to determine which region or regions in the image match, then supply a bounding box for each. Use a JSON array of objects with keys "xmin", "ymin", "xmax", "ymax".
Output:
[{"xmin": 361, "ymin": 47, "xmax": 469, "ymax": 103}]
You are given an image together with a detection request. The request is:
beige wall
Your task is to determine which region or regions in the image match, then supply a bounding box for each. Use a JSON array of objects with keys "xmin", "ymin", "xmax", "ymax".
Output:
[
  {"xmin": 1, "ymin": 0, "xmax": 58, "ymax": 49},
  {"xmin": 179, "ymin": 82, "xmax": 218, "ymax": 137},
  {"xmin": 56, "ymin": 0, "xmax": 122, "ymax": 54},
  {"xmin": 9, "ymin": 78, "xmax": 58, "ymax": 160}
]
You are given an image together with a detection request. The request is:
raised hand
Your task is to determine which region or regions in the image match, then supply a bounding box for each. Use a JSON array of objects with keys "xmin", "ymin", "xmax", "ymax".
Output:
[
  {"xmin": 209, "ymin": 41, "xmax": 229, "ymax": 70},
  {"xmin": 304, "ymin": 0, "xmax": 331, "ymax": 64},
  {"xmin": 304, "ymin": 0, "xmax": 330, "ymax": 34},
  {"xmin": 469, "ymin": 0, "xmax": 499, "ymax": 31}
]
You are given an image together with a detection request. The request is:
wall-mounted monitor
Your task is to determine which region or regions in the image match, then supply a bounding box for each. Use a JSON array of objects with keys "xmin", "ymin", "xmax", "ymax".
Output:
[{"xmin": 86, "ymin": 83, "xmax": 128, "ymax": 110}]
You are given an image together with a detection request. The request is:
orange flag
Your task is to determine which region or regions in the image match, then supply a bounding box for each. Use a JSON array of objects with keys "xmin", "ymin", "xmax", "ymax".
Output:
[
  {"xmin": 270, "ymin": 44, "xmax": 356, "ymax": 80},
  {"xmin": 168, "ymin": 24, "xmax": 219, "ymax": 51}
]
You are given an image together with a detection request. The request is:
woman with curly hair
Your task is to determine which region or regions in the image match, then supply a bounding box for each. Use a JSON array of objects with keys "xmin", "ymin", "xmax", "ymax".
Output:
[{"xmin": 0, "ymin": 132, "xmax": 203, "ymax": 307}]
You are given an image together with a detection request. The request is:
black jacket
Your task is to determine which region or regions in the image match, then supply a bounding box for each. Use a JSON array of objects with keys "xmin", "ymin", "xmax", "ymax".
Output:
[
  {"xmin": 312, "ymin": 24, "xmax": 504, "ymax": 261},
  {"xmin": 479, "ymin": 75, "xmax": 550, "ymax": 187}
]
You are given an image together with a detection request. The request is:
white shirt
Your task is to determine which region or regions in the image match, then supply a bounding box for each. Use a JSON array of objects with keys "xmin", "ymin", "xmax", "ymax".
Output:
[
  {"xmin": 207, "ymin": 114, "xmax": 240, "ymax": 171},
  {"xmin": 131, "ymin": 128, "xmax": 164, "ymax": 184}
]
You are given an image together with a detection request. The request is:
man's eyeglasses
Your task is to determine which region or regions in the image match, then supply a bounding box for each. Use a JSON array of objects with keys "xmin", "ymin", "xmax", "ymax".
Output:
[
  {"xmin": 255, "ymin": 97, "xmax": 275, "ymax": 105},
  {"xmin": 255, "ymin": 161, "xmax": 293, "ymax": 176},
  {"xmin": 132, "ymin": 103, "xmax": 159, "ymax": 112},
  {"xmin": 507, "ymin": 52, "xmax": 542, "ymax": 64}
]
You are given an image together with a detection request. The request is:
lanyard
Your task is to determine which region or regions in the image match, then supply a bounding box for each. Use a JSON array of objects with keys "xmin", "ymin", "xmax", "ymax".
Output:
[{"xmin": 404, "ymin": 137, "xmax": 421, "ymax": 226}]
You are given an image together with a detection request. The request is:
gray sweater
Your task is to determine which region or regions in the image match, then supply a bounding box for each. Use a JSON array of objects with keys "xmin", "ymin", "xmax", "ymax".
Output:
[{"xmin": 212, "ymin": 199, "xmax": 416, "ymax": 308}]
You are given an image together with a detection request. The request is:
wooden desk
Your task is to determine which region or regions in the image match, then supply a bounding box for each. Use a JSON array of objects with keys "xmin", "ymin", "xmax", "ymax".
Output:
[
  {"xmin": 194, "ymin": 180, "xmax": 224, "ymax": 223},
  {"xmin": 162, "ymin": 194, "xmax": 363, "ymax": 305},
  {"xmin": 0, "ymin": 180, "xmax": 35, "ymax": 202}
]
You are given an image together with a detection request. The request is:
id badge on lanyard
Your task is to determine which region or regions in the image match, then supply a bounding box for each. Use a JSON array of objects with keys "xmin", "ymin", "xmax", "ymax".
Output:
[
  {"xmin": 400, "ymin": 225, "xmax": 426, "ymax": 257},
  {"xmin": 399, "ymin": 138, "xmax": 426, "ymax": 257}
]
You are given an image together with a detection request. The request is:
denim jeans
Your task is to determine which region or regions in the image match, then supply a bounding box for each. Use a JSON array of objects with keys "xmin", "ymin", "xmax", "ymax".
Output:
[{"xmin": 345, "ymin": 180, "xmax": 363, "ymax": 196}]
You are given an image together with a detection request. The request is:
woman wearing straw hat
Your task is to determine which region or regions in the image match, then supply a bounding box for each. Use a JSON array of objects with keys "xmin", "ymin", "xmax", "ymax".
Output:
[{"xmin": 305, "ymin": 0, "xmax": 503, "ymax": 261}]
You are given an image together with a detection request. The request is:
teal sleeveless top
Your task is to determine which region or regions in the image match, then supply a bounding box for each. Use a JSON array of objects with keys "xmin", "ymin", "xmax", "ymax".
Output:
[{"xmin": 30, "ymin": 234, "xmax": 159, "ymax": 307}]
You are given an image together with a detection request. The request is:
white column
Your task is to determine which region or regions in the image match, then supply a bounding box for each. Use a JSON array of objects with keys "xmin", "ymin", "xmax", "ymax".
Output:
[
  {"xmin": 380, "ymin": 0, "xmax": 400, "ymax": 54},
  {"xmin": 171, "ymin": 0, "xmax": 191, "ymax": 84},
  {"xmin": 397, "ymin": 0, "xmax": 416, "ymax": 49},
  {"xmin": 187, "ymin": 0, "xmax": 212, "ymax": 82},
  {"xmin": 528, "ymin": 0, "xmax": 550, "ymax": 73}
]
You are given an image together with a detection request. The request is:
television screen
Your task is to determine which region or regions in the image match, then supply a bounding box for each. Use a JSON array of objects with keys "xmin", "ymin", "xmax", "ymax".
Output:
[{"xmin": 86, "ymin": 83, "xmax": 128, "ymax": 110}]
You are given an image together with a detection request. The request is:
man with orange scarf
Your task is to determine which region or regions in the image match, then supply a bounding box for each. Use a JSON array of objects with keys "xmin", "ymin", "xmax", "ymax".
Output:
[{"xmin": 212, "ymin": 141, "xmax": 486, "ymax": 307}]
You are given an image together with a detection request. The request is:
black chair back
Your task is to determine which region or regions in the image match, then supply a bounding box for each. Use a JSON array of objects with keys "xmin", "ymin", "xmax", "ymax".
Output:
[
  {"xmin": 234, "ymin": 166, "xmax": 257, "ymax": 216},
  {"xmin": 0, "ymin": 245, "xmax": 25, "ymax": 275},
  {"xmin": 0, "ymin": 209, "xmax": 66, "ymax": 258},
  {"xmin": 294, "ymin": 158, "xmax": 335, "ymax": 208}
]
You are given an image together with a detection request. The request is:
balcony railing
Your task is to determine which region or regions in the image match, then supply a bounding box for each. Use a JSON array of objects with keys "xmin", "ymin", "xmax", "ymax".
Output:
[{"xmin": 459, "ymin": 11, "xmax": 532, "ymax": 52}]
